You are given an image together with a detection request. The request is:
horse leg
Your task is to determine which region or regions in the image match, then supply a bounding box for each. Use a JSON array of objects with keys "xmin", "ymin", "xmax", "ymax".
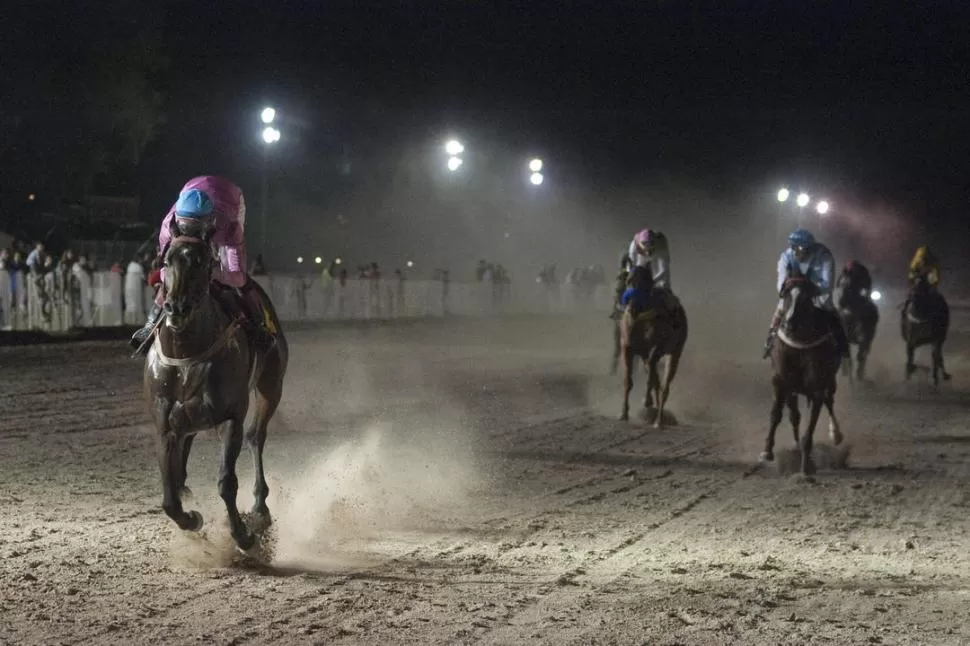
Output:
[
  {"xmin": 218, "ymin": 419, "xmax": 255, "ymax": 551},
  {"xmin": 610, "ymin": 321, "xmax": 620, "ymax": 375},
  {"xmin": 856, "ymin": 337, "xmax": 869, "ymax": 382},
  {"xmin": 905, "ymin": 341, "xmax": 916, "ymax": 379},
  {"xmin": 247, "ymin": 378, "xmax": 282, "ymax": 521},
  {"xmin": 801, "ymin": 396, "xmax": 824, "ymax": 477},
  {"xmin": 159, "ymin": 432, "xmax": 203, "ymax": 532},
  {"xmin": 654, "ymin": 348, "xmax": 683, "ymax": 430},
  {"xmin": 179, "ymin": 434, "xmax": 195, "ymax": 500},
  {"xmin": 620, "ymin": 347, "xmax": 634, "ymax": 421},
  {"xmin": 824, "ymin": 391, "xmax": 843, "ymax": 445},
  {"xmin": 787, "ymin": 394, "xmax": 801, "ymax": 445},
  {"xmin": 644, "ymin": 353, "xmax": 658, "ymax": 412},
  {"xmin": 761, "ymin": 379, "xmax": 786, "ymax": 462},
  {"xmin": 932, "ymin": 341, "xmax": 951, "ymax": 383}
]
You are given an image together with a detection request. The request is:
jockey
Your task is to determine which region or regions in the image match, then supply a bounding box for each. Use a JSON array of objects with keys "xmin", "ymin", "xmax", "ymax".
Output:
[
  {"xmin": 763, "ymin": 228, "xmax": 849, "ymax": 358},
  {"xmin": 129, "ymin": 176, "xmax": 276, "ymax": 353},
  {"xmin": 837, "ymin": 260, "xmax": 873, "ymax": 306},
  {"xmin": 611, "ymin": 228, "xmax": 672, "ymax": 318},
  {"xmin": 908, "ymin": 245, "xmax": 940, "ymax": 291}
]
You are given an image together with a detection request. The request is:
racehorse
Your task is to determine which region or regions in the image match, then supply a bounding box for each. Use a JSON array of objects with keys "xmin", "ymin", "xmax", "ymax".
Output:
[
  {"xmin": 901, "ymin": 276, "xmax": 951, "ymax": 386},
  {"xmin": 618, "ymin": 269, "xmax": 688, "ymax": 428},
  {"xmin": 837, "ymin": 282, "xmax": 879, "ymax": 383},
  {"xmin": 762, "ymin": 276, "xmax": 843, "ymax": 476},
  {"xmin": 144, "ymin": 235, "xmax": 288, "ymax": 552}
]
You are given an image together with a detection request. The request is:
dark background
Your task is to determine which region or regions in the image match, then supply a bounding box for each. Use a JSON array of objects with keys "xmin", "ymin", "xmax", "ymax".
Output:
[{"xmin": 2, "ymin": 0, "xmax": 967, "ymax": 283}]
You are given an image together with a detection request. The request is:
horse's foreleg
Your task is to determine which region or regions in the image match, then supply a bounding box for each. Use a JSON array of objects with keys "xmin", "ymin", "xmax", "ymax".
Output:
[
  {"xmin": 856, "ymin": 336, "xmax": 870, "ymax": 382},
  {"xmin": 219, "ymin": 419, "xmax": 255, "ymax": 551},
  {"xmin": 644, "ymin": 353, "xmax": 658, "ymax": 412},
  {"xmin": 620, "ymin": 348, "xmax": 634, "ymax": 421},
  {"xmin": 762, "ymin": 381, "xmax": 786, "ymax": 462},
  {"xmin": 655, "ymin": 348, "xmax": 683, "ymax": 430},
  {"xmin": 932, "ymin": 341, "xmax": 951, "ymax": 384},
  {"xmin": 179, "ymin": 434, "xmax": 195, "ymax": 500},
  {"xmin": 801, "ymin": 396, "xmax": 824, "ymax": 476},
  {"xmin": 159, "ymin": 431, "xmax": 202, "ymax": 532},
  {"xmin": 787, "ymin": 393, "xmax": 801, "ymax": 445}
]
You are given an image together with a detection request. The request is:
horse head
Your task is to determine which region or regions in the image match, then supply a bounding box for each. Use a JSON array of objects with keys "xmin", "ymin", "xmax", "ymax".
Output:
[
  {"xmin": 163, "ymin": 235, "xmax": 214, "ymax": 331},
  {"xmin": 781, "ymin": 276, "xmax": 824, "ymax": 339}
]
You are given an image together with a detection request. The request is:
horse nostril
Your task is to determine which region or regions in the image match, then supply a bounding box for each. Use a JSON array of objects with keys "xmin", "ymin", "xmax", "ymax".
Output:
[{"xmin": 163, "ymin": 302, "xmax": 174, "ymax": 315}]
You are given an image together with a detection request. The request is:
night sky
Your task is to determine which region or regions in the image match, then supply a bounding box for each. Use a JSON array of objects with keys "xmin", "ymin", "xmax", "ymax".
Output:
[{"xmin": 2, "ymin": 0, "xmax": 969, "ymax": 273}]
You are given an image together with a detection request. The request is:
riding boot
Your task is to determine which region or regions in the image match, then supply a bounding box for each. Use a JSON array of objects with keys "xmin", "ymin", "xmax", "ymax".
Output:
[{"xmin": 130, "ymin": 301, "xmax": 163, "ymax": 354}]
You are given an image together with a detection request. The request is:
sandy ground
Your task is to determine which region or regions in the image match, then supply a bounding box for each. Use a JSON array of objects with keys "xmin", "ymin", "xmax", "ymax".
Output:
[{"xmin": 2, "ymin": 311, "xmax": 970, "ymax": 646}]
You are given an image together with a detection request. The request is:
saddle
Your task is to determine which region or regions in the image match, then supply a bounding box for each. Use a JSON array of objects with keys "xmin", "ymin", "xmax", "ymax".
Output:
[{"xmin": 625, "ymin": 287, "xmax": 682, "ymax": 325}]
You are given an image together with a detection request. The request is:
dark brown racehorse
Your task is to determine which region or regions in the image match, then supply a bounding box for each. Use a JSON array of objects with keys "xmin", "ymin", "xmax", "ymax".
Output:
[
  {"xmin": 763, "ymin": 276, "xmax": 843, "ymax": 476},
  {"xmin": 901, "ymin": 276, "xmax": 951, "ymax": 386},
  {"xmin": 837, "ymin": 280, "xmax": 879, "ymax": 383},
  {"xmin": 144, "ymin": 235, "xmax": 288, "ymax": 551},
  {"xmin": 619, "ymin": 268, "xmax": 688, "ymax": 428}
]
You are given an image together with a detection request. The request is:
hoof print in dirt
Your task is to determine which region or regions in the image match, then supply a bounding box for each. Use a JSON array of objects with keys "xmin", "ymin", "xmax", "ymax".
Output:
[{"xmin": 639, "ymin": 407, "xmax": 678, "ymax": 427}]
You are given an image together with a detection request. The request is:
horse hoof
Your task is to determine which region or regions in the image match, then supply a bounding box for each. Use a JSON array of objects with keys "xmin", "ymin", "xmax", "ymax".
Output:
[
  {"xmin": 831, "ymin": 432, "xmax": 844, "ymax": 446},
  {"xmin": 235, "ymin": 531, "xmax": 257, "ymax": 552},
  {"xmin": 619, "ymin": 412, "xmax": 629, "ymax": 421},
  {"xmin": 759, "ymin": 451, "xmax": 774, "ymax": 462},
  {"xmin": 944, "ymin": 373, "xmax": 953, "ymax": 382},
  {"xmin": 802, "ymin": 461, "xmax": 817, "ymax": 477},
  {"xmin": 186, "ymin": 510, "xmax": 204, "ymax": 532}
]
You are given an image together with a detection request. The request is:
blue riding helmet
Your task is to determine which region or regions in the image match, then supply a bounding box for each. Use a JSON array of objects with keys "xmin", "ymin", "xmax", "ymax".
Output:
[
  {"xmin": 174, "ymin": 189, "xmax": 215, "ymax": 219},
  {"xmin": 787, "ymin": 228, "xmax": 816, "ymax": 249}
]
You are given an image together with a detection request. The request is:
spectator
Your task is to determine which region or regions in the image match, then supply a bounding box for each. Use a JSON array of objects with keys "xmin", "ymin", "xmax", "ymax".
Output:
[
  {"xmin": 125, "ymin": 253, "xmax": 147, "ymax": 324},
  {"xmin": 25, "ymin": 241, "xmax": 45, "ymax": 274}
]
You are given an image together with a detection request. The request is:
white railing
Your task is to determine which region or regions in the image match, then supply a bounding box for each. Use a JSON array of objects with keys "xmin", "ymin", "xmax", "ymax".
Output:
[{"xmin": 0, "ymin": 269, "xmax": 613, "ymax": 332}]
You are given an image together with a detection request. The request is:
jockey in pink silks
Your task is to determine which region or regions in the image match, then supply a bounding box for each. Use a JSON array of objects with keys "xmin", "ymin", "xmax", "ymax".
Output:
[{"xmin": 129, "ymin": 175, "xmax": 275, "ymax": 353}]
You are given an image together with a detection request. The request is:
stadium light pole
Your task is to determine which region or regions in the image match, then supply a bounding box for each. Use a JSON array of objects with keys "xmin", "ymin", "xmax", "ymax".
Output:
[{"xmin": 260, "ymin": 107, "xmax": 280, "ymax": 254}]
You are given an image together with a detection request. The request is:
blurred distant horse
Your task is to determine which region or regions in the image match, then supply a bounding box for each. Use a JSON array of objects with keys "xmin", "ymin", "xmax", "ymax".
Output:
[
  {"xmin": 143, "ymin": 235, "xmax": 288, "ymax": 552},
  {"xmin": 837, "ymin": 280, "xmax": 879, "ymax": 383},
  {"xmin": 762, "ymin": 276, "xmax": 843, "ymax": 477},
  {"xmin": 618, "ymin": 268, "xmax": 688, "ymax": 428},
  {"xmin": 901, "ymin": 276, "xmax": 950, "ymax": 386}
]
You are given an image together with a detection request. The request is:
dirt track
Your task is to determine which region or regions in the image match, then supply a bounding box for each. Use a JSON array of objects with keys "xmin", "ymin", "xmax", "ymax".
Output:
[{"xmin": 2, "ymin": 313, "xmax": 970, "ymax": 645}]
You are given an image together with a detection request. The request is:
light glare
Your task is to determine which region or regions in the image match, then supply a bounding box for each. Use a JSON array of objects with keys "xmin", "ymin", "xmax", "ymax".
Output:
[
  {"xmin": 530, "ymin": 172, "xmax": 544, "ymax": 186},
  {"xmin": 296, "ymin": 256, "xmax": 304, "ymax": 264},
  {"xmin": 796, "ymin": 193, "xmax": 810, "ymax": 207},
  {"xmin": 260, "ymin": 107, "xmax": 276, "ymax": 124},
  {"xmin": 777, "ymin": 188, "xmax": 790, "ymax": 202},
  {"xmin": 447, "ymin": 156, "xmax": 463, "ymax": 172},
  {"xmin": 816, "ymin": 200, "xmax": 830, "ymax": 215},
  {"xmin": 871, "ymin": 290, "xmax": 882, "ymax": 302},
  {"xmin": 529, "ymin": 158, "xmax": 543, "ymax": 172},
  {"xmin": 406, "ymin": 260, "xmax": 414, "ymax": 268},
  {"xmin": 314, "ymin": 256, "xmax": 322, "ymax": 264},
  {"xmin": 262, "ymin": 126, "xmax": 281, "ymax": 144},
  {"xmin": 445, "ymin": 139, "xmax": 464, "ymax": 156}
]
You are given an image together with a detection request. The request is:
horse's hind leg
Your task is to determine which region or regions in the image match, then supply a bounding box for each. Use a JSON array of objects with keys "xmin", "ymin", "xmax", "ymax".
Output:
[
  {"xmin": 247, "ymin": 376, "xmax": 283, "ymax": 521},
  {"xmin": 824, "ymin": 391, "xmax": 843, "ymax": 445},
  {"xmin": 801, "ymin": 396, "xmax": 824, "ymax": 477},
  {"xmin": 932, "ymin": 341, "xmax": 951, "ymax": 383},
  {"xmin": 610, "ymin": 322, "xmax": 620, "ymax": 375},
  {"xmin": 219, "ymin": 419, "xmax": 255, "ymax": 551},
  {"xmin": 787, "ymin": 394, "xmax": 800, "ymax": 445}
]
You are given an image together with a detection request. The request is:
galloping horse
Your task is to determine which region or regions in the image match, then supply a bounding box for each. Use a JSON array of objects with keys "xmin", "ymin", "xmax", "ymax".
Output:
[
  {"xmin": 901, "ymin": 276, "xmax": 950, "ymax": 386},
  {"xmin": 144, "ymin": 235, "xmax": 288, "ymax": 551},
  {"xmin": 837, "ymin": 280, "xmax": 879, "ymax": 383},
  {"xmin": 762, "ymin": 276, "xmax": 843, "ymax": 476},
  {"xmin": 618, "ymin": 269, "xmax": 688, "ymax": 428}
]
